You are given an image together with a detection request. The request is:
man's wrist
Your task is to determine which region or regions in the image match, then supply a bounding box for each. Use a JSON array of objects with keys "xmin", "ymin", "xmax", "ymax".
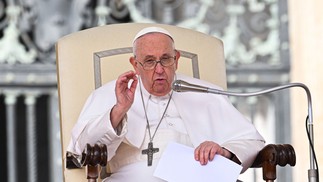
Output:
[
  {"xmin": 110, "ymin": 104, "xmax": 127, "ymax": 128},
  {"xmin": 222, "ymin": 147, "xmax": 234, "ymax": 160}
]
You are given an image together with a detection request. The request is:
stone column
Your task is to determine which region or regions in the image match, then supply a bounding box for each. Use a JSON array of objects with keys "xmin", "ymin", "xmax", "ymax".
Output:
[
  {"xmin": 25, "ymin": 93, "xmax": 38, "ymax": 182},
  {"xmin": 5, "ymin": 92, "xmax": 18, "ymax": 182}
]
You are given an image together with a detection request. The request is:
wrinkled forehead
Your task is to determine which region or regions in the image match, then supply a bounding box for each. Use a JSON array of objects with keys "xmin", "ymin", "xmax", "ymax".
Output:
[{"xmin": 132, "ymin": 26, "xmax": 174, "ymax": 45}]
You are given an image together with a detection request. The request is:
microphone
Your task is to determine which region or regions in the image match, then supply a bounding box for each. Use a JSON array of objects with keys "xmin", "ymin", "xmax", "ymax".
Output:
[
  {"xmin": 172, "ymin": 80, "xmax": 209, "ymax": 93},
  {"xmin": 172, "ymin": 79, "xmax": 318, "ymax": 182}
]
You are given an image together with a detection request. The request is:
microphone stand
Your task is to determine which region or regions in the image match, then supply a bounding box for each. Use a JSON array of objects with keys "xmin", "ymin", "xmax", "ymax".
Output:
[{"xmin": 173, "ymin": 80, "xmax": 318, "ymax": 182}]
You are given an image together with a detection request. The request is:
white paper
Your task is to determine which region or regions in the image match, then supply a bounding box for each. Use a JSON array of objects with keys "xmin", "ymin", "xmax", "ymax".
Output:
[{"xmin": 153, "ymin": 142, "xmax": 242, "ymax": 182}]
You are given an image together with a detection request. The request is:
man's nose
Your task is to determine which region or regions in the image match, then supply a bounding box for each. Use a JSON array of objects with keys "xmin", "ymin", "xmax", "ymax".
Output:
[{"xmin": 154, "ymin": 62, "xmax": 164, "ymax": 73}]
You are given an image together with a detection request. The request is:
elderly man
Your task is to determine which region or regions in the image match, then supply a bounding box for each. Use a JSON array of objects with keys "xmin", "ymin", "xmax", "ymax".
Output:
[{"xmin": 67, "ymin": 26, "xmax": 265, "ymax": 181}]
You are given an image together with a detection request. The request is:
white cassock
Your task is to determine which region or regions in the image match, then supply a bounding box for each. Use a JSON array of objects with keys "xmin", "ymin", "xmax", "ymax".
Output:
[{"xmin": 67, "ymin": 74, "xmax": 265, "ymax": 182}]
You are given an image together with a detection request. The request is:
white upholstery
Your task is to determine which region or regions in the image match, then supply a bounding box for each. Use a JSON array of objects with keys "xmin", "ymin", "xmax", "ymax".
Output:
[{"xmin": 56, "ymin": 23, "xmax": 226, "ymax": 182}]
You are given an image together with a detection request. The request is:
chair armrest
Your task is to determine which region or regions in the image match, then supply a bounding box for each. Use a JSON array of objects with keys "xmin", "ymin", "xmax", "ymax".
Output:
[
  {"xmin": 66, "ymin": 144, "xmax": 108, "ymax": 169},
  {"xmin": 251, "ymin": 144, "xmax": 296, "ymax": 181},
  {"xmin": 66, "ymin": 144, "xmax": 107, "ymax": 181}
]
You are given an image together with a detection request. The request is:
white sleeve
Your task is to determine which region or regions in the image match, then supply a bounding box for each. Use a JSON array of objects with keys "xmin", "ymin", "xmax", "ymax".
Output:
[
  {"xmin": 66, "ymin": 80, "xmax": 128, "ymax": 160},
  {"xmin": 221, "ymin": 139, "xmax": 265, "ymax": 173},
  {"xmin": 67, "ymin": 109, "xmax": 128, "ymax": 160}
]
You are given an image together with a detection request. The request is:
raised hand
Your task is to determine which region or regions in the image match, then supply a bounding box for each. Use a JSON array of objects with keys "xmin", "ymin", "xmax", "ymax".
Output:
[{"xmin": 110, "ymin": 71, "xmax": 138, "ymax": 128}]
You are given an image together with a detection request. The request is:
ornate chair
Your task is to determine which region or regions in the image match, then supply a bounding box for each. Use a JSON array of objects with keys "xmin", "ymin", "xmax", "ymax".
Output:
[{"xmin": 56, "ymin": 23, "xmax": 295, "ymax": 182}]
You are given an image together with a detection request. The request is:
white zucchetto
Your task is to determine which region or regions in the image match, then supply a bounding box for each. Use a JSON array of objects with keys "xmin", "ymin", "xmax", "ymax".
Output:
[{"xmin": 132, "ymin": 26, "xmax": 174, "ymax": 45}]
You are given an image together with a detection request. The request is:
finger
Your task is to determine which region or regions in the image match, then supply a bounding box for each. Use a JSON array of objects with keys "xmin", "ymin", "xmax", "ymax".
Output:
[
  {"xmin": 125, "ymin": 71, "xmax": 137, "ymax": 81},
  {"xmin": 208, "ymin": 145, "xmax": 218, "ymax": 161},
  {"xmin": 203, "ymin": 144, "xmax": 215, "ymax": 164},
  {"xmin": 194, "ymin": 146, "xmax": 201, "ymax": 161},
  {"xmin": 195, "ymin": 143, "xmax": 208, "ymax": 164},
  {"xmin": 118, "ymin": 70, "xmax": 135, "ymax": 80},
  {"xmin": 198, "ymin": 144, "xmax": 209, "ymax": 165},
  {"xmin": 116, "ymin": 71, "xmax": 137, "ymax": 91},
  {"xmin": 197, "ymin": 142, "xmax": 221, "ymax": 164},
  {"xmin": 129, "ymin": 77, "xmax": 138, "ymax": 92}
]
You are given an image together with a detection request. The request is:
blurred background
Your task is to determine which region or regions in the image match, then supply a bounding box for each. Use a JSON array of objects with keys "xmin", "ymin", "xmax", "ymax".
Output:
[{"xmin": 0, "ymin": 0, "xmax": 322, "ymax": 181}]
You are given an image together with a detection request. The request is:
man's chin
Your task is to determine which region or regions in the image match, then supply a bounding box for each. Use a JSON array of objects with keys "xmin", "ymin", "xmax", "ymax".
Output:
[{"xmin": 152, "ymin": 87, "xmax": 170, "ymax": 96}]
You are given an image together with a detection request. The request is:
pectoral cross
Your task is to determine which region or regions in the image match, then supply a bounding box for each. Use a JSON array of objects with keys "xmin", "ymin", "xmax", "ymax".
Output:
[{"xmin": 142, "ymin": 142, "xmax": 159, "ymax": 166}]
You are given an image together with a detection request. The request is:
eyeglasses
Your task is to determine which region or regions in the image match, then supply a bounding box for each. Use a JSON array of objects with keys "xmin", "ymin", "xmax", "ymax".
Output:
[{"xmin": 137, "ymin": 56, "xmax": 176, "ymax": 70}]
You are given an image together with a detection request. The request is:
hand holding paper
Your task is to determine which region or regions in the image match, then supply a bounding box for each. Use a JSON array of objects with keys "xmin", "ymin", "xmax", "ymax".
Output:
[{"xmin": 153, "ymin": 142, "xmax": 242, "ymax": 182}]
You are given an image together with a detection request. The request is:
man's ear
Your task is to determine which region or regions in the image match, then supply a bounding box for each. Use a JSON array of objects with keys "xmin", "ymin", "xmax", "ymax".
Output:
[
  {"xmin": 175, "ymin": 50, "xmax": 181, "ymax": 69},
  {"xmin": 130, "ymin": 56, "xmax": 139, "ymax": 74},
  {"xmin": 175, "ymin": 50, "xmax": 181, "ymax": 59}
]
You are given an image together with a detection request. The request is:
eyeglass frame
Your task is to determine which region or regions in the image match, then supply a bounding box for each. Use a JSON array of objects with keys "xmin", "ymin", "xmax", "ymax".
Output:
[{"xmin": 135, "ymin": 56, "xmax": 177, "ymax": 70}]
